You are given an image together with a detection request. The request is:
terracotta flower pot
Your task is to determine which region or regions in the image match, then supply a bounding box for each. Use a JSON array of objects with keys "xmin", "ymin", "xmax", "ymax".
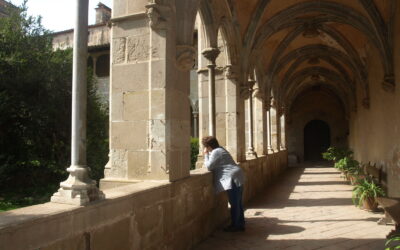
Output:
[{"xmin": 362, "ymin": 197, "xmax": 378, "ymax": 211}]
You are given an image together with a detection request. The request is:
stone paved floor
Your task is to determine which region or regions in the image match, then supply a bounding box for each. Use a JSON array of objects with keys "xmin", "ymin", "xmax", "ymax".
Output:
[{"xmin": 194, "ymin": 163, "xmax": 393, "ymax": 250}]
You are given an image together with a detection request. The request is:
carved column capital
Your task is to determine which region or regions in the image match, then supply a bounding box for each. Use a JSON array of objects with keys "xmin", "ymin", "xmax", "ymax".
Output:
[
  {"xmin": 224, "ymin": 65, "xmax": 239, "ymax": 80},
  {"xmin": 145, "ymin": 2, "xmax": 172, "ymax": 30},
  {"xmin": 202, "ymin": 47, "xmax": 220, "ymax": 66},
  {"xmin": 247, "ymin": 78, "xmax": 256, "ymax": 90},
  {"xmin": 176, "ymin": 45, "xmax": 196, "ymax": 71}
]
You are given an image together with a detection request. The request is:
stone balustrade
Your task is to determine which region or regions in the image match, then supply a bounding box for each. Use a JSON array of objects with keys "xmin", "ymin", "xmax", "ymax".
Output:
[{"xmin": 0, "ymin": 151, "xmax": 287, "ymax": 250}]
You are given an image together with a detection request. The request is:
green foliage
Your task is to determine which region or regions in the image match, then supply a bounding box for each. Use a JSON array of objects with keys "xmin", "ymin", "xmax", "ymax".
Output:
[
  {"xmin": 352, "ymin": 178, "xmax": 385, "ymax": 207},
  {"xmin": 386, "ymin": 234, "xmax": 400, "ymax": 250},
  {"xmin": 334, "ymin": 157, "xmax": 360, "ymax": 173},
  {"xmin": 190, "ymin": 137, "xmax": 199, "ymax": 170},
  {"xmin": 0, "ymin": 2, "xmax": 108, "ymax": 209},
  {"xmin": 322, "ymin": 147, "xmax": 353, "ymax": 162}
]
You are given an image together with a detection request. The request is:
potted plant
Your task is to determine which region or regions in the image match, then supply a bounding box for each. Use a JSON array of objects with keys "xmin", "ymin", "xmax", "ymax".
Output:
[
  {"xmin": 385, "ymin": 232, "xmax": 400, "ymax": 250},
  {"xmin": 322, "ymin": 147, "xmax": 353, "ymax": 163},
  {"xmin": 352, "ymin": 178, "xmax": 385, "ymax": 211},
  {"xmin": 334, "ymin": 156, "xmax": 358, "ymax": 179},
  {"xmin": 345, "ymin": 159, "xmax": 362, "ymax": 185}
]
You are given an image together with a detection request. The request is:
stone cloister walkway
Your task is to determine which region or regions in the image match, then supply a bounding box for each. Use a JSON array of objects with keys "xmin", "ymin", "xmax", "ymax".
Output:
[{"xmin": 195, "ymin": 163, "xmax": 392, "ymax": 250}]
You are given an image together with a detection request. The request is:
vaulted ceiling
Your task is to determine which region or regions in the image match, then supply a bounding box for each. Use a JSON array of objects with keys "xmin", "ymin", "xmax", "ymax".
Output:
[{"xmin": 204, "ymin": 0, "xmax": 396, "ymax": 114}]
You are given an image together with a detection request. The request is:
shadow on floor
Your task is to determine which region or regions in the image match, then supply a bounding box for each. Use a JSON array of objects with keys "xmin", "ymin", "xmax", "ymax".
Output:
[{"xmin": 195, "ymin": 215, "xmax": 385, "ymax": 250}]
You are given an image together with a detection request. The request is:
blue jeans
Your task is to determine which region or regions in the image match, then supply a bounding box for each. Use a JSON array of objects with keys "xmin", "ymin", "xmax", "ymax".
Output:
[{"xmin": 227, "ymin": 182, "xmax": 245, "ymax": 228}]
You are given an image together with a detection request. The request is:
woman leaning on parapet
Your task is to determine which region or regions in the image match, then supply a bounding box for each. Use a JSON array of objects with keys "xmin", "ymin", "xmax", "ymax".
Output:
[{"xmin": 202, "ymin": 136, "xmax": 245, "ymax": 232}]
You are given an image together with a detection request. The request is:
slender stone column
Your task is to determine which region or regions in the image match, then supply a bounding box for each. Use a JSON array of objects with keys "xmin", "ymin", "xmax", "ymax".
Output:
[
  {"xmin": 277, "ymin": 107, "xmax": 282, "ymax": 151},
  {"xmin": 202, "ymin": 48, "xmax": 220, "ymax": 137},
  {"xmin": 193, "ymin": 108, "xmax": 199, "ymax": 138},
  {"xmin": 266, "ymin": 108, "xmax": 274, "ymax": 153},
  {"xmin": 280, "ymin": 113, "xmax": 286, "ymax": 150},
  {"xmin": 51, "ymin": 0, "xmax": 104, "ymax": 205},
  {"xmin": 246, "ymin": 79, "xmax": 257, "ymax": 159}
]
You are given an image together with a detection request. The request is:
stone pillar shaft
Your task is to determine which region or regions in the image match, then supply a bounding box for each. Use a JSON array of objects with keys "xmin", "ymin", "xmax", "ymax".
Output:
[
  {"xmin": 248, "ymin": 89, "xmax": 254, "ymax": 151},
  {"xmin": 266, "ymin": 109, "xmax": 273, "ymax": 153},
  {"xmin": 208, "ymin": 64, "xmax": 216, "ymax": 136},
  {"xmin": 51, "ymin": 0, "xmax": 104, "ymax": 205},
  {"xmin": 193, "ymin": 112, "xmax": 199, "ymax": 138},
  {"xmin": 246, "ymin": 80, "xmax": 257, "ymax": 159},
  {"xmin": 71, "ymin": 0, "xmax": 88, "ymax": 166},
  {"xmin": 202, "ymin": 48, "xmax": 220, "ymax": 137}
]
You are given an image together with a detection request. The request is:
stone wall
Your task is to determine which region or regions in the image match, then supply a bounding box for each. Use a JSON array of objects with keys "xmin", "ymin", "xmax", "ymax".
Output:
[
  {"xmin": 0, "ymin": 152, "xmax": 287, "ymax": 250},
  {"xmin": 287, "ymin": 89, "xmax": 348, "ymax": 162},
  {"xmin": 348, "ymin": 3, "xmax": 400, "ymax": 198}
]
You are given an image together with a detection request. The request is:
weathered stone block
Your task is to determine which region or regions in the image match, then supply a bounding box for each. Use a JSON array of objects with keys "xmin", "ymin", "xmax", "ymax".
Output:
[
  {"xmin": 91, "ymin": 218, "xmax": 131, "ymax": 250},
  {"xmin": 112, "ymin": 63, "xmax": 149, "ymax": 91},
  {"xmin": 127, "ymin": 0, "xmax": 148, "ymax": 14},
  {"xmin": 111, "ymin": 121, "xmax": 148, "ymax": 150},
  {"xmin": 123, "ymin": 90, "xmax": 149, "ymax": 121},
  {"xmin": 127, "ymin": 150, "xmax": 149, "ymax": 178},
  {"xmin": 150, "ymin": 89, "xmax": 166, "ymax": 120},
  {"xmin": 41, "ymin": 234, "xmax": 86, "ymax": 250},
  {"xmin": 112, "ymin": 18, "xmax": 148, "ymax": 38},
  {"xmin": 104, "ymin": 149, "xmax": 128, "ymax": 179},
  {"xmin": 149, "ymin": 60, "xmax": 167, "ymax": 89}
]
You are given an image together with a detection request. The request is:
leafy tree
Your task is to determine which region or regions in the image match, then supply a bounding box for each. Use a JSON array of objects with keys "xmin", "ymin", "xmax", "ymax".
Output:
[{"xmin": 0, "ymin": 2, "xmax": 108, "ymax": 209}]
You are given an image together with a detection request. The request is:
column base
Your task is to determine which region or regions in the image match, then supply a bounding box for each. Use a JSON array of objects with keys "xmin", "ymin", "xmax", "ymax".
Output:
[
  {"xmin": 51, "ymin": 165, "xmax": 105, "ymax": 206},
  {"xmin": 246, "ymin": 150, "xmax": 258, "ymax": 160}
]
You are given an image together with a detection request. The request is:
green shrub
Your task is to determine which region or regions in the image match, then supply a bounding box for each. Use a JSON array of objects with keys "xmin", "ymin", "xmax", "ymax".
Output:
[
  {"xmin": 322, "ymin": 147, "xmax": 353, "ymax": 162},
  {"xmin": 0, "ymin": 3, "xmax": 108, "ymax": 209},
  {"xmin": 190, "ymin": 137, "xmax": 199, "ymax": 170}
]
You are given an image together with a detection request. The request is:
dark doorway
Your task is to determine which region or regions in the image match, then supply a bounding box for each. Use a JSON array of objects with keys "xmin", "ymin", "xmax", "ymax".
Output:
[{"xmin": 304, "ymin": 120, "xmax": 331, "ymax": 161}]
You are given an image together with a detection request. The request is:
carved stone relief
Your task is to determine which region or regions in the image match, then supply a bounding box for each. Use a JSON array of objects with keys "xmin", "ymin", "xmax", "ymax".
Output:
[{"xmin": 112, "ymin": 38, "xmax": 126, "ymax": 64}]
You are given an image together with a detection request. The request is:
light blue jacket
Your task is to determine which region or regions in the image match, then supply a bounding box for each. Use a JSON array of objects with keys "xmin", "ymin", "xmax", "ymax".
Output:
[{"xmin": 204, "ymin": 147, "xmax": 245, "ymax": 193}]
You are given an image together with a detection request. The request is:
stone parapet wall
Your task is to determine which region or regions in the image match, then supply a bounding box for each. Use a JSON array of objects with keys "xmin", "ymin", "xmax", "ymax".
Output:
[{"xmin": 0, "ymin": 152, "xmax": 287, "ymax": 250}]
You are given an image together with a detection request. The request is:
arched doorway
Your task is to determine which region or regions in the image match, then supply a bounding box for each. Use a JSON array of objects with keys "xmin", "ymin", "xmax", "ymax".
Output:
[{"xmin": 304, "ymin": 120, "xmax": 331, "ymax": 161}]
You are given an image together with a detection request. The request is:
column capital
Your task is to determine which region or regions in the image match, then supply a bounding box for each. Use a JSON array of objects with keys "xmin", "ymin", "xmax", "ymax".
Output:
[
  {"xmin": 202, "ymin": 47, "xmax": 220, "ymax": 65},
  {"xmin": 224, "ymin": 64, "xmax": 239, "ymax": 80},
  {"xmin": 247, "ymin": 78, "xmax": 256, "ymax": 90},
  {"xmin": 145, "ymin": 2, "xmax": 172, "ymax": 30},
  {"xmin": 176, "ymin": 45, "xmax": 196, "ymax": 71}
]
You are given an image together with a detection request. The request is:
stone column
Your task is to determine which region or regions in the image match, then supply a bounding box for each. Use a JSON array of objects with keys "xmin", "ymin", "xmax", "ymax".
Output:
[
  {"xmin": 270, "ymin": 98, "xmax": 279, "ymax": 151},
  {"xmin": 280, "ymin": 113, "xmax": 286, "ymax": 150},
  {"xmin": 202, "ymin": 48, "xmax": 220, "ymax": 137},
  {"xmin": 246, "ymin": 79, "xmax": 257, "ymax": 159},
  {"xmin": 224, "ymin": 65, "xmax": 246, "ymax": 162},
  {"xmin": 193, "ymin": 106, "xmax": 199, "ymax": 138},
  {"xmin": 51, "ymin": 0, "xmax": 104, "ymax": 205},
  {"xmin": 266, "ymin": 108, "xmax": 274, "ymax": 153},
  {"xmin": 253, "ymin": 91, "xmax": 266, "ymax": 156},
  {"xmin": 276, "ymin": 107, "xmax": 282, "ymax": 151},
  {"xmin": 101, "ymin": 1, "xmax": 194, "ymax": 187}
]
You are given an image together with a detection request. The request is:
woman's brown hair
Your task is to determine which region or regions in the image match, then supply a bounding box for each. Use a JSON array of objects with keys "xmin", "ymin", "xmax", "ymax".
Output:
[{"xmin": 201, "ymin": 136, "xmax": 220, "ymax": 149}]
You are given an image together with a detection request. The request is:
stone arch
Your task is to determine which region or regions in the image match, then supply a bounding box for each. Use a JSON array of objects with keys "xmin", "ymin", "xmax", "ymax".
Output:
[
  {"xmin": 280, "ymin": 67, "xmax": 356, "ymax": 113},
  {"xmin": 269, "ymin": 45, "xmax": 364, "ymax": 104},
  {"xmin": 247, "ymin": 1, "xmax": 393, "ymax": 87},
  {"xmin": 286, "ymin": 81, "xmax": 352, "ymax": 117}
]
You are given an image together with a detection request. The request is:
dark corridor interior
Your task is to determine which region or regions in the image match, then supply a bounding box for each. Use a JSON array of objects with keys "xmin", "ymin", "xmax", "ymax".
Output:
[{"xmin": 304, "ymin": 120, "xmax": 331, "ymax": 161}]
